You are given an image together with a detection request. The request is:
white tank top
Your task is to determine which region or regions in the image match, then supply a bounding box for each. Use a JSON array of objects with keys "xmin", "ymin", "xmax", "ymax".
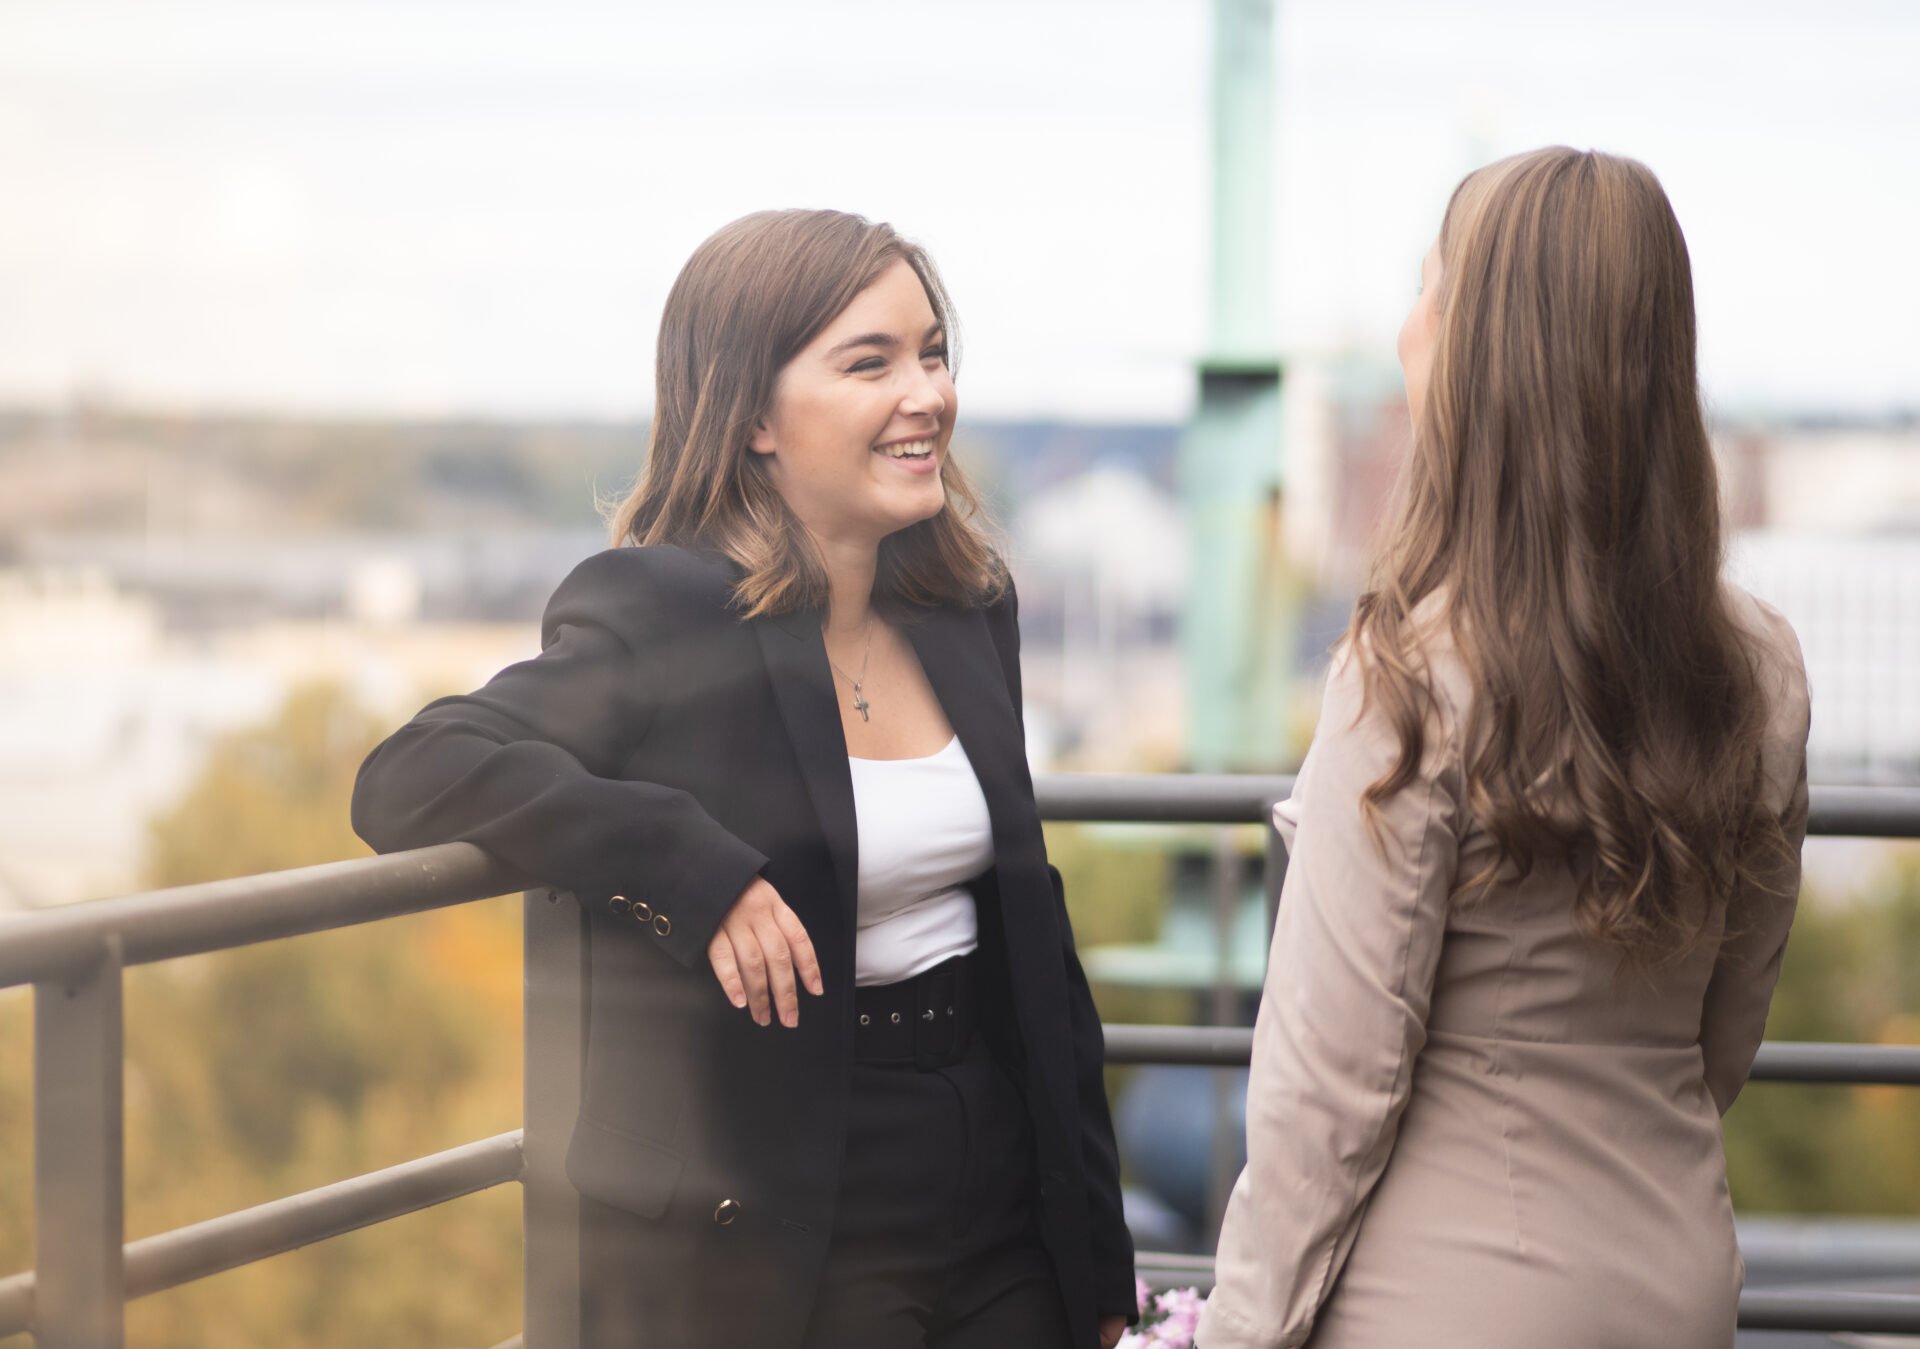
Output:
[{"xmin": 845, "ymin": 735, "xmax": 994, "ymax": 986}]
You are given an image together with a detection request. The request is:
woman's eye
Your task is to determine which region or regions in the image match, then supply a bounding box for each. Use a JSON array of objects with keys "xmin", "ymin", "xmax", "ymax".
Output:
[
  {"xmin": 922, "ymin": 345, "xmax": 949, "ymax": 365},
  {"xmin": 847, "ymin": 357, "xmax": 885, "ymax": 373}
]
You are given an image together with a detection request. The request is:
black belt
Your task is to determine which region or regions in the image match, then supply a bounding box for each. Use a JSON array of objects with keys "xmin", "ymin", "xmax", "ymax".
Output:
[{"xmin": 852, "ymin": 954, "xmax": 975, "ymax": 1069}]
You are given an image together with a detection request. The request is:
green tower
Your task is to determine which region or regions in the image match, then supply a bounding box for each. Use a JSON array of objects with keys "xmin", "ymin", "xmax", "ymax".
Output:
[{"xmin": 1181, "ymin": 0, "xmax": 1295, "ymax": 773}]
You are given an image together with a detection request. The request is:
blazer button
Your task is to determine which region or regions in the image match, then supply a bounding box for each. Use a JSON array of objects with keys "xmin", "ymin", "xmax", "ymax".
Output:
[
  {"xmin": 633, "ymin": 900, "xmax": 653, "ymax": 923},
  {"xmin": 607, "ymin": 895, "xmax": 631, "ymax": 916},
  {"xmin": 714, "ymin": 1199, "xmax": 742, "ymax": 1226},
  {"xmin": 653, "ymin": 913, "xmax": 673, "ymax": 938}
]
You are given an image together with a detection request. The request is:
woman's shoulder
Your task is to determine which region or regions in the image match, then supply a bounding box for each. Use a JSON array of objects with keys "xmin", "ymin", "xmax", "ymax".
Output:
[
  {"xmin": 544, "ymin": 544, "xmax": 742, "ymax": 641},
  {"xmin": 1720, "ymin": 581, "xmax": 1808, "ymax": 690},
  {"xmin": 559, "ymin": 542, "xmax": 740, "ymax": 593},
  {"xmin": 1329, "ymin": 588, "xmax": 1473, "ymax": 733},
  {"xmin": 1720, "ymin": 579, "xmax": 1812, "ymax": 799}
]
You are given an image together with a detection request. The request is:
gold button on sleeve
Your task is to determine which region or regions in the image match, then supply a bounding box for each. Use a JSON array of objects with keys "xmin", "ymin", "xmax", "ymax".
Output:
[
  {"xmin": 607, "ymin": 895, "xmax": 630, "ymax": 915},
  {"xmin": 714, "ymin": 1199, "xmax": 741, "ymax": 1226},
  {"xmin": 653, "ymin": 913, "xmax": 673, "ymax": 938}
]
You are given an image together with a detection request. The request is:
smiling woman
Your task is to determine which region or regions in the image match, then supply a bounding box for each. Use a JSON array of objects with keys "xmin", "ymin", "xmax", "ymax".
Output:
[
  {"xmin": 351, "ymin": 209, "xmax": 1137, "ymax": 1349},
  {"xmin": 748, "ymin": 261, "xmax": 957, "ymax": 568},
  {"xmin": 609, "ymin": 211, "xmax": 1002, "ymax": 626}
]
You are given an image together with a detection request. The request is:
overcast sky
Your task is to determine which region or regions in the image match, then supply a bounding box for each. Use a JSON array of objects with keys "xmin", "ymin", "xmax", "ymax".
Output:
[{"xmin": 1, "ymin": 0, "xmax": 1915, "ymax": 422}]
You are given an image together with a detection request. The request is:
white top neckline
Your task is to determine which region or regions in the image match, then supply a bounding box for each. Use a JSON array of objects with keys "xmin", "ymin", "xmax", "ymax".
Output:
[
  {"xmin": 843, "ymin": 733, "xmax": 989, "ymax": 986},
  {"xmin": 847, "ymin": 734, "xmax": 961, "ymax": 765}
]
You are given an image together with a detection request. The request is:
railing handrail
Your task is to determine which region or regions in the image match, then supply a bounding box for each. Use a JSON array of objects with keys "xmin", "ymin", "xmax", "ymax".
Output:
[
  {"xmin": 4, "ymin": 775, "xmax": 1920, "ymax": 1344},
  {"xmin": 1121, "ymin": 1259, "xmax": 1920, "ymax": 1335},
  {"xmin": 1101, "ymin": 1024, "xmax": 1920, "ymax": 1082},
  {"xmin": 0, "ymin": 844, "xmax": 526, "ymax": 990},
  {"xmin": 1034, "ymin": 776, "xmax": 1920, "ymax": 837},
  {"xmin": 4, "ymin": 780, "xmax": 1916, "ymax": 994},
  {"xmin": 0, "ymin": 1132, "xmax": 524, "ymax": 1340}
]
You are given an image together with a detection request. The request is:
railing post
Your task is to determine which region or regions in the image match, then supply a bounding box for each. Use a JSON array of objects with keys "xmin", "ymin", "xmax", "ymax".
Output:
[
  {"xmin": 524, "ymin": 889, "xmax": 585, "ymax": 1348},
  {"xmin": 33, "ymin": 934, "xmax": 125, "ymax": 1349},
  {"xmin": 1204, "ymin": 831, "xmax": 1243, "ymax": 1246}
]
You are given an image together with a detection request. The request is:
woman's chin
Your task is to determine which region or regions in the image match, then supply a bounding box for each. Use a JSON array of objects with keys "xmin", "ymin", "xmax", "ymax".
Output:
[{"xmin": 876, "ymin": 497, "xmax": 946, "ymax": 540}]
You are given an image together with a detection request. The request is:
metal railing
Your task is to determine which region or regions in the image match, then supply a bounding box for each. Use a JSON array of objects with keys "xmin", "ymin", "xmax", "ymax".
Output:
[{"xmin": 0, "ymin": 778, "xmax": 1917, "ymax": 1345}]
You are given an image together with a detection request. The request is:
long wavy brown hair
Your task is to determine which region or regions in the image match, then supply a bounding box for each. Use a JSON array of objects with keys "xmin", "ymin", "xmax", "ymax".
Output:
[
  {"xmin": 608, "ymin": 209, "xmax": 1004, "ymax": 617},
  {"xmin": 1351, "ymin": 147, "xmax": 1786, "ymax": 962}
]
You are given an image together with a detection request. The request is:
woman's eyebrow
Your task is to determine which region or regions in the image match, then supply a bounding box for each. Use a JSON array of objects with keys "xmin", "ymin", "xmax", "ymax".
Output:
[{"xmin": 823, "ymin": 323, "xmax": 945, "ymax": 359}]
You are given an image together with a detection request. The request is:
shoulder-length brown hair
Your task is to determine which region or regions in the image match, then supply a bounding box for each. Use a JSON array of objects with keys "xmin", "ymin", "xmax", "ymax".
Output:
[
  {"xmin": 608, "ymin": 209, "xmax": 1005, "ymax": 618},
  {"xmin": 1351, "ymin": 147, "xmax": 1787, "ymax": 963}
]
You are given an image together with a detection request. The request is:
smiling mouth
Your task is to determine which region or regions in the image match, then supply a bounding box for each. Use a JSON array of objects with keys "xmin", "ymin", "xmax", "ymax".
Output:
[{"xmin": 875, "ymin": 438, "xmax": 937, "ymax": 460}]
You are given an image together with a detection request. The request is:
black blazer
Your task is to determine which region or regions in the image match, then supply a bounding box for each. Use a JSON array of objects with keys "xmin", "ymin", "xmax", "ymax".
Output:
[{"xmin": 351, "ymin": 544, "xmax": 1136, "ymax": 1347}]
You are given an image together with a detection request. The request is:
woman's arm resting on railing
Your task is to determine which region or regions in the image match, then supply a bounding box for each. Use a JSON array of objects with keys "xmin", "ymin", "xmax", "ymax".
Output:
[{"xmin": 350, "ymin": 548, "xmax": 767, "ymax": 970}]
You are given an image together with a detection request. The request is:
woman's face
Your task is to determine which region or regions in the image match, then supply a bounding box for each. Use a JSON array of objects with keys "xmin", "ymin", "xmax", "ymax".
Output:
[
  {"xmin": 750, "ymin": 258, "xmax": 956, "ymax": 553},
  {"xmin": 1398, "ymin": 241, "xmax": 1442, "ymax": 424}
]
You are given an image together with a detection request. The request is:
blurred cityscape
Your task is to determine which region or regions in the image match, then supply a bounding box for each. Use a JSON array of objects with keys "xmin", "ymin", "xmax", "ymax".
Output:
[
  {"xmin": 4, "ymin": 380, "xmax": 1917, "ymax": 912},
  {"xmin": 6, "ymin": 386, "xmax": 1920, "ymax": 1349}
]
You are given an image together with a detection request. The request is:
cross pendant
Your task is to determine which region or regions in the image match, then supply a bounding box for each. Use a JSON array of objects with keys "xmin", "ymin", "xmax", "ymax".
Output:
[{"xmin": 852, "ymin": 689, "xmax": 870, "ymax": 722}]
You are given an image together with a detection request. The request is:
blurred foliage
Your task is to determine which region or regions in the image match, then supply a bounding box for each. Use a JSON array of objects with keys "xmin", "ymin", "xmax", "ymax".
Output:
[
  {"xmin": 1048, "ymin": 823, "xmax": 1188, "ymax": 1034},
  {"xmin": 0, "ymin": 991, "xmax": 27, "ymax": 1300},
  {"xmin": 1049, "ymin": 820, "xmax": 1205, "ymax": 1135},
  {"xmin": 0, "ymin": 682, "xmax": 523, "ymax": 1348},
  {"xmin": 142, "ymin": 684, "xmax": 382, "ymax": 891},
  {"xmin": 1723, "ymin": 852, "xmax": 1920, "ymax": 1213}
]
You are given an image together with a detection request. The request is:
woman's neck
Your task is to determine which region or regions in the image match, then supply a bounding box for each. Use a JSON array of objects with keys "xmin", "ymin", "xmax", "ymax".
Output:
[{"xmin": 816, "ymin": 534, "xmax": 880, "ymax": 636}]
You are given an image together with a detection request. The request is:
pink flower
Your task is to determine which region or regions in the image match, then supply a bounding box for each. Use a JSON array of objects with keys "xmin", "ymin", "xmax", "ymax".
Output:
[{"xmin": 1125, "ymin": 1284, "xmax": 1209, "ymax": 1349}]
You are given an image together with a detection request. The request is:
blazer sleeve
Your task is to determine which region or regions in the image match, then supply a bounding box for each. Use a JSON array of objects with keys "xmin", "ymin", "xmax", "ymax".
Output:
[
  {"xmin": 1196, "ymin": 644, "xmax": 1462, "ymax": 1349},
  {"xmin": 983, "ymin": 585, "xmax": 1139, "ymax": 1321},
  {"xmin": 350, "ymin": 548, "xmax": 769, "ymax": 968},
  {"xmin": 1699, "ymin": 607, "xmax": 1812, "ymax": 1115}
]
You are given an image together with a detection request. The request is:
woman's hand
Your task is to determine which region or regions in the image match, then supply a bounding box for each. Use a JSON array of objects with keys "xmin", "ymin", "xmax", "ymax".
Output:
[
  {"xmin": 1098, "ymin": 1314, "xmax": 1127, "ymax": 1348},
  {"xmin": 706, "ymin": 876, "xmax": 824, "ymax": 1028}
]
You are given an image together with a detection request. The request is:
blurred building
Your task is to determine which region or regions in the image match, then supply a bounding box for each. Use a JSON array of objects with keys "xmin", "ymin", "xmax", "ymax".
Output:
[
  {"xmin": 1731, "ymin": 533, "xmax": 1920, "ymax": 785},
  {"xmin": 1719, "ymin": 418, "xmax": 1920, "ymax": 535},
  {"xmin": 1014, "ymin": 466, "xmax": 1188, "ymax": 769},
  {"xmin": 4, "ymin": 403, "xmax": 1916, "ymax": 913},
  {"xmin": 0, "ymin": 561, "xmax": 534, "ymax": 910},
  {"xmin": 1721, "ymin": 418, "xmax": 1920, "ymax": 784}
]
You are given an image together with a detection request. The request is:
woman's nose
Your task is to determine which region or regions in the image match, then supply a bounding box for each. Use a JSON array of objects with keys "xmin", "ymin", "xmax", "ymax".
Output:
[{"xmin": 898, "ymin": 363, "xmax": 947, "ymax": 418}]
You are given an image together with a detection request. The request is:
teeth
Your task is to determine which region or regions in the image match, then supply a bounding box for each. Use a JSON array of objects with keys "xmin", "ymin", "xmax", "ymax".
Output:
[{"xmin": 880, "ymin": 439, "xmax": 935, "ymax": 459}]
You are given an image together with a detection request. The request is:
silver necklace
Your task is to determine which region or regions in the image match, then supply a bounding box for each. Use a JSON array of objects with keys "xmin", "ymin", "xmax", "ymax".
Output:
[{"xmin": 826, "ymin": 617, "xmax": 874, "ymax": 722}]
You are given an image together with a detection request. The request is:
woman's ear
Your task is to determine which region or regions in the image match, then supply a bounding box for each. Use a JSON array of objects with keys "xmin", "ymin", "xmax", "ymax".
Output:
[{"xmin": 747, "ymin": 418, "xmax": 777, "ymax": 458}]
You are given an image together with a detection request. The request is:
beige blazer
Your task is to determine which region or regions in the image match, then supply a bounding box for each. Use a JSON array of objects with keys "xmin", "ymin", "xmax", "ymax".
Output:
[{"xmin": 1197, "ymin": 585, "xmax": 1810, "ymax": 1349}]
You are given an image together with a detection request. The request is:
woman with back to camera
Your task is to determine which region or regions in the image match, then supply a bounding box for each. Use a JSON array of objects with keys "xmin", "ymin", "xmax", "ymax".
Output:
[
  {"xmin": 351, "ymin": 210, "xmax": 1136, "ymax": 1349},
  {"xmin": 1196, "ymin": 147, "xmax": 1811, "ymax": 1349}
]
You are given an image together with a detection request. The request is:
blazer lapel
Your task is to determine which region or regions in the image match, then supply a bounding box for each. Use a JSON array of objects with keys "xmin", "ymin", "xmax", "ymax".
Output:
[
  {"xmin": 906, "ymin": 606, "xmax": 1052, "ymax": 885},
  {"xmin": 752, "ymin": 608, "xmax": 860, "ymax": 924},
  {"xmin": 908, "ymin": 605, "xmax": 1069, "ymax": 1082}
]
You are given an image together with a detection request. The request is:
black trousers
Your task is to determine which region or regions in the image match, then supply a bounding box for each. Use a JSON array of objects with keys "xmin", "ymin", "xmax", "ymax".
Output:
[
  {"xmin": 798, "ymin": 1027, "xmax": 1071, "ymax": 1349},
  {"xmin": 577, "ymin": 1022, "xmax": 1071, "ymax": 1349}
]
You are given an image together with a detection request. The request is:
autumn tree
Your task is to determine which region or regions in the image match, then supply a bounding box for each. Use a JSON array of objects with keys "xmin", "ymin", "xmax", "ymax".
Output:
[{"xmin": 1, "ymin": 682, "xmax": 525, "ymax": 1349}]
